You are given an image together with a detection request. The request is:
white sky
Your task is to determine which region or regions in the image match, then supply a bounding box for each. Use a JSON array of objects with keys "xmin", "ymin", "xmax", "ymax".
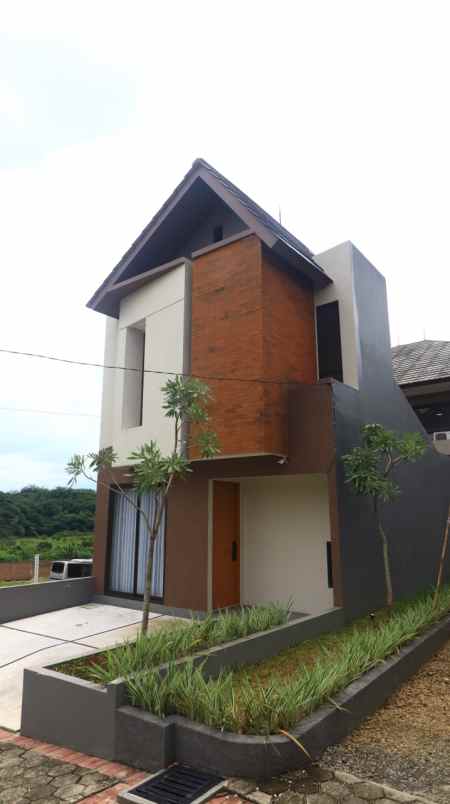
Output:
[{"xmin": 1, "ymin": 0, "xmax": 449, "ymax": 490}]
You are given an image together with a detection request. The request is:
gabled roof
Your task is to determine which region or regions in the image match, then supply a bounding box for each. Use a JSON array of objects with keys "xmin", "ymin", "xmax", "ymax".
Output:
[
  {"xmin": 88, "ymin": 158, "xmax": 331, "ymax": 316},
  {"xmin": 392, "ymin": 339, "xmax": 450, "ymax": 386}
]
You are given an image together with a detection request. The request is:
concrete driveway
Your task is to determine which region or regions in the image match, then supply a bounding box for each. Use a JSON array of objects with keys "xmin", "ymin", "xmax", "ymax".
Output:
[{"xmin": 0, "ymin": 602, "xmax": 171, "ymax": 731}]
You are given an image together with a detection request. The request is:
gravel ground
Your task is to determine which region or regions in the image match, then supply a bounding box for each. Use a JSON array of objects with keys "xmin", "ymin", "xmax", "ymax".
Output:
[{"xmin": 322, "ymin": 638, "xmax": 450, "ymax": 804}]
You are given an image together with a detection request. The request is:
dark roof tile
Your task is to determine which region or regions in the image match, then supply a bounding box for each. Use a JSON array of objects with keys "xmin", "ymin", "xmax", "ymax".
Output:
[{"xmin": 391, "ymin": 340, "xmax": 450, "ymax": 385}]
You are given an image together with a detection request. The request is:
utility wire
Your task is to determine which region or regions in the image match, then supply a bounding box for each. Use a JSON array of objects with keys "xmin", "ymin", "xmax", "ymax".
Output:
[
  {"xmin": 0, "ymin": 347, "xmax": 307, "ymax": 388},
  {"xmin": 0, "ymin": 406, "xmax": 99, "ymax": 418}
]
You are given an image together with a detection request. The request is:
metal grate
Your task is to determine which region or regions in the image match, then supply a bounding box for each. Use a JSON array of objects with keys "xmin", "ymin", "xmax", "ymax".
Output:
[{"xmin": 129, "ymin": 764, "xmax": 223, "ymax": 804}]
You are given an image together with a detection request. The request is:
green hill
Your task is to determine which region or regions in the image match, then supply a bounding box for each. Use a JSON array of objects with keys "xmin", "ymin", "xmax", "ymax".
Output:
[{"xmin": 0, "ymin": 486, "xmax": 96, "ymax": 539}]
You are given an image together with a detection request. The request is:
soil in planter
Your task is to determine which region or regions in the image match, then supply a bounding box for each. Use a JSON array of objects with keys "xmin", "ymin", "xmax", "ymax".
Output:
[
  {"xmin": 232, "ymin": 609, "xmax": 388, "ymax": 687},
  {"xmin": 55, "ymin": 650, "xmax": 110, "ymax": 680}
]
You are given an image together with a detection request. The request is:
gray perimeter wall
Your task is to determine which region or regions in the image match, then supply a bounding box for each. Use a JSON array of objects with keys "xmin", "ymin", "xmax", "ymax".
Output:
[
  {"xmin": 333, "ymin": 245, "xmax": 450, "ymax": 618},
  {"xmin": 0, "ymin": 577, "xmax": 95, "ymax": 623}
]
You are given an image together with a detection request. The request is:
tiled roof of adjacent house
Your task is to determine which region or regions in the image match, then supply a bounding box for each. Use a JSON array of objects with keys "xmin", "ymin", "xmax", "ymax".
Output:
[{"xmin": 392, "ymin": 340, "xmax": 450, "ymax": 386}]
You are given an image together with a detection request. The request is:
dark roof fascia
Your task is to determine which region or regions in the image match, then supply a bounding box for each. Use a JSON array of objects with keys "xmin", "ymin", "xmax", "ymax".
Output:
[
  {"xmin": 272, "ymin": 237, "xmax": 331, "ymax": 289},
  {"xmin": 198, "ymin": 164, "xmax": 331, "ymax": 288},
  {"xmin": 87, "ymin": 166, "xmax": 201, "ymax": 311},
  {"xmin": 197, "ymin": 166, "xmax": 278, "ymax": 248},
  {"xmin": 87, "ymin": 159, "xmax": 332, "ymax": 314},
  {"xmin": 100, "ymin": 257, "xmax": 189, "ymax": 318}
]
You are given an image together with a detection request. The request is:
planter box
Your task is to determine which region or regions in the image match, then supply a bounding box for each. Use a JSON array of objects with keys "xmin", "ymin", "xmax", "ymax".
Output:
[
  {"xmin": 21, "ymin": 608, "xmax": 343, "ymax": 756},
  {"xmin": 113, "ymin": 612, "xmax": 450, "ymax": 778},
  {"xmin": 22, "ymin": 608, "xmax": 450, "ymax": 779}
]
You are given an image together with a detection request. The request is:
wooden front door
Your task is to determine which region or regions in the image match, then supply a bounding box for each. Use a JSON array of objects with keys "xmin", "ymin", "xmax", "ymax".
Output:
[{"xmin": 213, "ymin": 481, "xmax": 240, "ymax": 609}]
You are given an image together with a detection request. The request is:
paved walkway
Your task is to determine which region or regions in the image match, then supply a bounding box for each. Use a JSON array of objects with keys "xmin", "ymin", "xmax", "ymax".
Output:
[
  {"xmin": 0, "ymin": 729, "xmax": 438, "ymax": 804},
  {"xmin": 210, "ymin": 767, "xmax": 439, "ymax": 804},
  {"xmin": 0, "ymin": 728, "xmax": 147, "ymax": 802}
]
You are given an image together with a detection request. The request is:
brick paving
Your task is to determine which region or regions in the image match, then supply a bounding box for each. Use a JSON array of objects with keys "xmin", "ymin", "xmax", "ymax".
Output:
[
  {"xmin": 0, "ymin": 729, "xmax": 146, "ymax": 803},
  {"xmin": 0, "ymin": 729, "xmax": 438, "ymax": 804}
]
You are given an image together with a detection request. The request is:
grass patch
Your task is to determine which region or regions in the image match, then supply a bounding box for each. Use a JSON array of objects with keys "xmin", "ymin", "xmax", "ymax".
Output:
[
  {"xmin": 54, "ymin": 601, "xmax": 291, "ymax": 683},
  {"xmin": 0, "ymin": 577, "xmax": 48, "ymax": 587},
  {"xmin": 126, "ymin": 585, "xmax": 450, "ymax": 735}
]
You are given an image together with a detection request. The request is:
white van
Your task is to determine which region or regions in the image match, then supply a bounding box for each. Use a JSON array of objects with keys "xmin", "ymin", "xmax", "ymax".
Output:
[{"xmin": 49, "ymin": 558, "xmax": 93, "ymax": 581}]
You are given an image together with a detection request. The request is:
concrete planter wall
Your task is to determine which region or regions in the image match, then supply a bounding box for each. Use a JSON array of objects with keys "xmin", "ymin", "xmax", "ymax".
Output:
[
  {"xmin": 0, "ymin": 576, "xmax": 95, "ymax": 624},
  {"xmin": 21, "ymin": 608, "xmax": 343, "ymax": 755},
  {"xmin": 21, "ymin": 609, "xmax": 450, "ymax": 779},
  {"xmin": 115, "ymin": 612, "xmax": 450, "ymax": 777}
]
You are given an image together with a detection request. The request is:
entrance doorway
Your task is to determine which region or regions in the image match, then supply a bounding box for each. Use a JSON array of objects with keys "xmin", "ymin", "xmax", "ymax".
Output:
[{"xmin": 212, "ymin": 481, "xmax": 240, "ymax": 609}]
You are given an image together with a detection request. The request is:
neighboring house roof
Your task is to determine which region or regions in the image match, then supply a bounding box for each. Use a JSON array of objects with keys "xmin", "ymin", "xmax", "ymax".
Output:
[
  {"xmin": 88, "ymin": 158, "xmax": 331, "ymax": 316},
  {"xmin": 392, "ymin": 340, "xmax": 450, "ymax": 386}
]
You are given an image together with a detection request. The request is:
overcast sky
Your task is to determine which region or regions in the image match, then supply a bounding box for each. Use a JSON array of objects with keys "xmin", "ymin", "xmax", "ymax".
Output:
[{"xmin": 1, "ymin": 0, "xmax": 449, "ymax": 491}]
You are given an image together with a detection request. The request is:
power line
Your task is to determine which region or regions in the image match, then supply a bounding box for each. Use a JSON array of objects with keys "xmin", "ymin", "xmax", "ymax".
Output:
[
  {"xmin": 0, "ymin": 347, "xmax": 305, "ymax": 388},
  {"xmin": 0, "ymin": 406, "xmax": 99, "ymax": 418}
]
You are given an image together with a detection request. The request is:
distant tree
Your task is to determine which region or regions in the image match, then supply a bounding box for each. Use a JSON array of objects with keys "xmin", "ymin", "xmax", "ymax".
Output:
[
  {"xmin": 343, "ymin": 423, "xmax": 427, "ymax": 607},
  {"xmin": 67, "ymin": 377, "xmax": 219, "ymax": 633},
  {"xmin": 0, "ymin": 486, "xmax": 96, "ymax": 539}
]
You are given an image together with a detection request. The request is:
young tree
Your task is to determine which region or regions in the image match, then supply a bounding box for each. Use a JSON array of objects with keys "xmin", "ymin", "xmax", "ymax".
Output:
[
  {"xmin": 343, "ymin": 423, "xmax": 426, "ymax": 607},
  {"xmin": 66, "ymin": 377, "xmax": 219, "ymax": 633}
]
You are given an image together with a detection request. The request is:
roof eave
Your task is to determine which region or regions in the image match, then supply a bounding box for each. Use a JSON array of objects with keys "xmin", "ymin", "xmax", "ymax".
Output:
[{"xmin": 272, "ymin": 238, "xmax": 332, "ymax": 288}]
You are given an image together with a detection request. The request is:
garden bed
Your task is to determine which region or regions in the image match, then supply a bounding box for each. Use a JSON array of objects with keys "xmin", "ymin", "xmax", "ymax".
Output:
[
  {"xmin": 21, "ymin": 589, "xmax": 450, "ymax": 779},
  {"xmin": 53, "ymin": 601, "xmax": 293, "ymax": 683},
  {"xmin": 21, "ymin": 605, "xmax": 343, "ymax": 758}
]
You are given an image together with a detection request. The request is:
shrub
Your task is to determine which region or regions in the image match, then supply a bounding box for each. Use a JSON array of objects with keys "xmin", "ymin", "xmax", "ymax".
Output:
[
  {"xmin": 127, "ymin": 585, "xmax": 450, "ymax": 735},
  {"xmin": 61, "ymin": 602, "xmax": 291, "ymax": 684}
]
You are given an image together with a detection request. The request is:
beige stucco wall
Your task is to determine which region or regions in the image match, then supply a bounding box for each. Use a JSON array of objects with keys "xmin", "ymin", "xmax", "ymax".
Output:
[
  {"xmin": 314, "ymin": 241, "xmax": 361, "ymax": 390},
  {"xmin": 99, "ymin": 263, "xmax": 187, "ymax": 464},
  {"xmin": 239, "ymin": 474, "xmax": 334, "ymax": 615}
]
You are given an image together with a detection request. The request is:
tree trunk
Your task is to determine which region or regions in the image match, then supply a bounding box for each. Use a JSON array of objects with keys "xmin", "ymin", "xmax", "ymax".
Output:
[
  {"xmin": 433, "ymin": 504, "xmax": 450, "ymax": 609},
  {"xmin": 141, "ymin": 529, "xmax": 157, "ymax": 635},
  {"xmin": 375, "ymin": 499, "xmax": 393, "ymax": 607}
]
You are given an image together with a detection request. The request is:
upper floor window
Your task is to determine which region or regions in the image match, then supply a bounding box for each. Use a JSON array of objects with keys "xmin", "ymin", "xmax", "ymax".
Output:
[
  {"xmin": 213, "ymin": 225, "xmax": 223, "ymax": 243},
  {"xmin": 316, "ymin": 301, "xmax": 343, "ymax": 383},
  {"xmin": 122, "ymin": 322, "xmax": 145, "ymax": 429}
]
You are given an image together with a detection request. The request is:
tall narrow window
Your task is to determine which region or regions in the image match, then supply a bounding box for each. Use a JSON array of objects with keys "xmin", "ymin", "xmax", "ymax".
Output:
[
  {"xmin": 316, "ymin": 301, "xmax": 343, "ymax": 382},
  {"xmin": 122, "ymin": 323, "xmax": 145, "ymax": 428},
  {"xmin": 326, "ymin": 541, "xmax": 334, "ymax": 588},
  {"xmin": 213, "ymin": 224, "xmax": 223, "ymax": 243},
  {"xmin": 138, "ymin": 331, "xmax": 145, "ymax": 426}
]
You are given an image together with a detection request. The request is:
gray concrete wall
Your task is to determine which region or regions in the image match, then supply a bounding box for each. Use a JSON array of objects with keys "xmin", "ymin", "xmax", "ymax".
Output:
[
  {"xmin": 332, "ymin": 245, "xmax": 450, "ymax": 619},
  {"xmin": 0, "ymin": 577, "xmax": 95, "ymax": 623},
  {"xmin": 21, "ymin": 666, "xmax": 117, "ymax": 758}
]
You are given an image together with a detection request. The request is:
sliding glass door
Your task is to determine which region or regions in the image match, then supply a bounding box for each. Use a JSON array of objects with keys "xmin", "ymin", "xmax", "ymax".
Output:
[{"xmin": 108, "ymin": 490, "xmax": 165, "ymax": 599}]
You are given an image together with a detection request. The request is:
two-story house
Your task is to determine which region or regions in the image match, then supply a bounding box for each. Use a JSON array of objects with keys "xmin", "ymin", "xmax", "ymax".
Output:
[{"xmin": 88, "ymin": 159, "xmax": 450, "ymax": 620}]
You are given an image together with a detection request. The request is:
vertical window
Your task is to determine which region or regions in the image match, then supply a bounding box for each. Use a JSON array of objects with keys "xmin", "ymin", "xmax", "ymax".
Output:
[
  {"xmin": 122, "ymin": 323, "xmax": 145, "ymax": 428},
  {"xmin": 108, "ymin": 490, "xmax": 165, "ymax": 598},
  {"xmin": 326, "ymin": 541, "xmax": 334, "ymax": 588},
  {"xmin": 316, "ymin": 301, "xmax": 343, "ymax": 383},
  {"xmin": 213, "ymin": 224, "xmax": 223, "ymax": 243}
]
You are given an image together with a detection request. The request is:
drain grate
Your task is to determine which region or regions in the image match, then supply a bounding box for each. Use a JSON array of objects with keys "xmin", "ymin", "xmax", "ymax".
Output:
[{"xmin": 123, "ymin": 764, "xmax": 224, "ymax": 804}]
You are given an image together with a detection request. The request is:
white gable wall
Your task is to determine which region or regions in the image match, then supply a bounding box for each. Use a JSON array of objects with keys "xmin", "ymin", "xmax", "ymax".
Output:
[{"xmin": 99, "ymin": 263, "xmax": 187, "ymax": 465}]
